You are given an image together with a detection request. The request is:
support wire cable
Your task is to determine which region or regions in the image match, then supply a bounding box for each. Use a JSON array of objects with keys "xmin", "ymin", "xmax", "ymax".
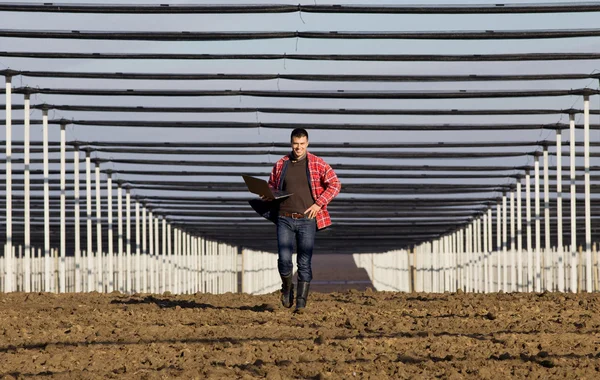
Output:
[
  {"xmin": 3, "ymin": 51, "xmax": 600, "ymax": 62},
  {"xmin": 3, "ymin": 2, "xmax": 600, "ymax": 15},
  {"xmin": 3, "ymin": 28, "xmax": 600, "ymax": 41}
]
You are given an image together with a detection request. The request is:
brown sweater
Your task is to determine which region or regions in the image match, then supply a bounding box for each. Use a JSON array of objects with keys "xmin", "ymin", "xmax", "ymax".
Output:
[{"xmin": 279, "ymin": 156, "xmax": 314, "ymax": 214}]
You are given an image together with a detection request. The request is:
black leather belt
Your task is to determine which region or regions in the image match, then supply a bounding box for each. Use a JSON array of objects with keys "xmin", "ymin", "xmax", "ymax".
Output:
[{"xmin": 279, "ymin": 211, "xmax": 306, "ymax": 219}]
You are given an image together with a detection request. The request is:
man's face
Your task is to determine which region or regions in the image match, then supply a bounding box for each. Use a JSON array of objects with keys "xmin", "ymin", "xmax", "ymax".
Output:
[{"xmin": 291, "ymin": 136, "xmax": 309, "ymax": 158}]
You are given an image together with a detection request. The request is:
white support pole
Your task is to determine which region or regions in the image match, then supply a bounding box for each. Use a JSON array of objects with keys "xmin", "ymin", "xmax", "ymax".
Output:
[
  {"xmin": 95, "ymin": 162, "xmax": 103, "ymax": 292},
  {"xmin": 23, "ymin": 93, "xmax": 31, "ymax": 293},
  {"xmin": 526, "ymin": 170, "xmax": 533, "ymax": 292},
  {"xmin": 126, "ymin": 188, "xmax": 131, "ymax": 293},
  {"xmin": 154, "ymin": 215, "xmax": 160, "ymax": 292},
  {"xmin": 510, "ymin": 189, "xmax": 516, "ymax": 292},
  {"xmin": 466, "ymin": 221, "xmax": 475, "ymax": 292},
  {"xmin": 180, "ymin": 229, "xmax": 184, "ymax": 294},
  {"xmin": 583, "ymin": 95, "xmax": 592, "ymax": 292},
  {"xmin": 135, "ymin": 201, "xmax": 141, "ymax": 293},
  {"xmin": 466, "ymin": 225, "xmax": 471, "ymax": 292},
  {"xmin": 190, "ymin": 236, "xmax": 196, "ymax": 293},
  {"xmin": 516, "ymin": 177, "xmax": 523, "ymax": 292},
  {"xmin": 487, "ymin": 207, "xmax": 494, "ymax": 292},
  {"xmin": 85, "ymin": 150, "xmax": 93, "ymax": 292},
  {"xmin": 466, "ymin": 226, "xmax": 471, "ymax": 293},
  {"xmin": 448, "ymin": 234, "xmax": 453, "ymax": 292},
  {"xmin": 73, "ymin": 145, "xmax": 81, "ymax": 292},
  {"xmin": 117, "ymin": 182, "xmax": 124, "ymax": 292},
  {"xmin": 480, "ymin": 218, "xmax": 485, "ymax": 292},
  {"xmin": 173, "ymin": 228, "xmax": 179, "ymax": 294},
  {"xmin": 451, "ymin": 234, "xmax": 457, "ymax": 292},
  {"xmin": 534, "ymin": 154, "xmax": 541, "ymax": 292},
  {"xmin": 199, "ymin": 237, "xmax": 204, "ymax": 293},
  {"xmin": 543, "ymin": 145, "xmax": 552, "ymax": 291},
  {"xmin": 148, "ymin": 211, "xmax": 154, "ymax": 294},
  {"xmin": 43, "ymin": 108, "xmax": 51, "ymax": 292},
  {"xmin": 4, "ymin": 76, "xmax": 13, "ymax": 292},
  {"xmin": 106, "ymin": 171, "xmax": 114, "ymax": 293},
  {"xmin": 59, "ymin": 123, "xmax": 66, "ymax": 293},
  {"xmin": 194, "ymin": 236, "xmax": 199, "ymax": 293},
  {"xmin": 211, "ymin": 241, "xmax": 216, "ymax": 293},
  {"xmin": 469, "ymin": 223, "xmax": 474, "ymax": 293},
  {"xmin": 162, "ymin": 218, "xmax": 166, "ymax": 294},
  {"xmin": 556, "ymin": 129, "xmax": 565, "ymax": 292},
  {"xmin": 496, "ymin": 201, "xmax": 501, "ymax": 292},
  {"xmin": 167, "ymin": 223, "xmax": 172, "ymax": 293},
  {"xmin": 184, "ymin": 232, "xmax": 189, "ymax": 294},
  {"xmin": 432, "ymin": 239, "xmax": 439, "ymax": 293},
  {"xmin": 502, "ymin": 192, "xmax": 507, "ymax": 292},
  {"xmin": 482, "ymin": 213, "xmax": 490, "ymax": 293},
  {"xmin": 443, "ymin": 236, "xmax": 449, "ymax": 293},
  {"xmin": 460, "ymin": 229, "xmax": 464, "ymax": 292},
  {"xmin": 569, "ymin": 113, "xmax": 578, "ymax": 293},
  {"xmin": 142, "ymin": 206, "xmax": 147, "ymax": 292},
  {"xmin": 476, "ymin": 218, "xmax": 482, "ymax": 293},
  {"xmin": 154, "ymin": 215, "xmax": 159, "ymax": 293}
]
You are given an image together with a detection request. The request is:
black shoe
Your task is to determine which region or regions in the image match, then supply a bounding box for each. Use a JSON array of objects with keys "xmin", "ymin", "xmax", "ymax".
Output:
[
  {"xmin": 295, "ymin": 281, "xmax": 310, "ymax": 312},
  {"xmin": 280, "ymin": 274, "xmax": 294, "ymax": 308}
]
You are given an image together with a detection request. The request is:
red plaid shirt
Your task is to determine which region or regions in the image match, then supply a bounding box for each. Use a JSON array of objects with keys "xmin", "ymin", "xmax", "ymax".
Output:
[{"xmin": 269, "ymin": 152, "xmax": 341, "ymax": 229}]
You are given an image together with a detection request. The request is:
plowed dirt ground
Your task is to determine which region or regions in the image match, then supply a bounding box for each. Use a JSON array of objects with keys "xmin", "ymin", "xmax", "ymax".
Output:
[{"xmin": 1, "ymin": 289, "xmax": 600, "ymax": 379}]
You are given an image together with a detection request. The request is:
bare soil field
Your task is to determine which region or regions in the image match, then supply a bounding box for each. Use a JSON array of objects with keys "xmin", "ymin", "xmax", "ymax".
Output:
[{"xmin": 1, "ymin": 290, "xmax": 600, "ymax": 379}]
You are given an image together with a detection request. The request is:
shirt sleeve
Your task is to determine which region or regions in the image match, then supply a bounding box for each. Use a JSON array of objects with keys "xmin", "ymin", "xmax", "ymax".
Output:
[
  {"xmin": 268, "ymin": 162, "xmax": 278, "ymax": 189},
  {"xmin": 315, "ymin": 163, "xmax": 341, "ymax": 207}
]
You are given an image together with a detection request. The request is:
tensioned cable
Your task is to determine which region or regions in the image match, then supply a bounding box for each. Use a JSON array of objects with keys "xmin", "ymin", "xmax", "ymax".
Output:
[
  {"xmin": 4, "ymin": 69, "xmax": 600, "ymax": 82},
  {"xmin": 4, "ymin": 181, "xmax": 593, "ymax": 193},
  {"xmin": 9, "ymin": 219, "xmax": 593, "ymax": 229},
  {"xmin": 6, "ymin": 181, "xmax": 509, "ymax": 191},
  {"xmin": 3, "ymin": 29, "xmax": 600, "ymax": 41},
  {"xmin": 2, "ymin": 184, "xmax": 510, "ymax": 195},
  {"xmin": 6, "ymin": 196, "xmax": 498, "ymax": 205},
  {"xmin": 3, "ymin": 2, "xmax": 600, "ymax": 14},
  {"xmin": 0, "ymin": 201, "xmax": 496, "ymax": 210},
  {"xmin": 11, "ymin": 157, "xmax": 596, "ymax": 172},
  {"xmin": 0, "ymin": 169, "xmax": 520, "ymax": 179},
  {"xmin": 65, "ymin": 140, "xmax": 600, "ymax": 148},
  {"xmin": 1, "ymin": 225, "xmax": 464, "ymax": 234},
  {"xmin": 0, "ymin": 216, "xmax": 479, "ymax": 225},
  {"xmin": 70, "ymin": 147, "xmax": 540, "ymax": 158},
  {"xmin": 4, "ymin": 87, "xmax": 598, "ymax": 98},
  {"xmin": 45, "ymin": 147, "xmax": 597, "ymax": 159},
  {"xmin": 4, "ymin": 104, "xmax": 600, "ymax": 115},
  {"xmin": 3, "ymin": 199, "xmax": 500, "ymax": 209},
  {"xmin": 0, "ymin": 222, "xmax": 468, "ymax": 231},
  {"xmin": 2, "ymin": 169, "xmax": 575, "ymax": 180},
  {"xmin": 3, "ymin": 209, "xmax": 482, "ymax": 218},
  {"xmin": 5, "ymin": 140, "xmax": 560, "ymax": 148},
  {"xmin": 17, "ymin": 204, "xmax": 592, "ymax": 214},
  {"xmin": 9, "ymin": 181, "xmax": 600, "ymax": 193},
  {"xmin": 3, "ymin": 51, "xmax": 600, "ymax": 62},
  {"xmin": 7, "ymin": 147, "xmax": 538, "ymax": 159},
  {"xmin": 1, "ymin": 202, "xmax": 496, "ymax": 212},
  {"xmin": 5, "ymin": 119, "xmax": 598, "ymax": 131},
  {"xmin": 103, "ymin": 195, "xmax": 500, "ymax": 204},
  {"xmin": 10, "ymin": 203, "xmax": 588, "ymax": 213},
  {"xmin": 8, "ymin": 200, "xmax": 596, "ymax": 212}
]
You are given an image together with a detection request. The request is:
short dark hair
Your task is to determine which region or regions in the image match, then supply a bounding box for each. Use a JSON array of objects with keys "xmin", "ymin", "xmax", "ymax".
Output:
[{"xmin": 290, "ymin": 128, "xmax": 308, "ymax": 141}]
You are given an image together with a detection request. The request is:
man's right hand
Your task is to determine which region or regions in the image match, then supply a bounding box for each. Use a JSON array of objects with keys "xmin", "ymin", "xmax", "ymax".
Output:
[{"xmin": 260, "ymin": 195, "xmax": 274, "ymax": 201}]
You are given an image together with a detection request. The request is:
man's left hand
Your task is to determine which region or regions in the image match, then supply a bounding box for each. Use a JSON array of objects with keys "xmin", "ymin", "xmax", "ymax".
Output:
[{"xmin": 304, "ymin": 204, "xmax": 322, "ymax": 219}]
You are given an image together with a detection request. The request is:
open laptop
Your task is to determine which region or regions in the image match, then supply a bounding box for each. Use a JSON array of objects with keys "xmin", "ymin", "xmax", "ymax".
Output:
[{"xmin": 242, "ymin": 174, "xmax": 292, "ymax": 200}]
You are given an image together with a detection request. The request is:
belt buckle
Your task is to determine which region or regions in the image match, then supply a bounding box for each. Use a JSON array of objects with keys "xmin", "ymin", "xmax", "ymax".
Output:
[{"xmin": 292, "ymin": 212, "xmax": 303, "ymax": 219}]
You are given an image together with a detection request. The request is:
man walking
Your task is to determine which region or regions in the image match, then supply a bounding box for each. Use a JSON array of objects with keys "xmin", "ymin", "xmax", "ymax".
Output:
[{"xmin": 254, "ymin": 128, "xmax": 341, "ymax": 312}]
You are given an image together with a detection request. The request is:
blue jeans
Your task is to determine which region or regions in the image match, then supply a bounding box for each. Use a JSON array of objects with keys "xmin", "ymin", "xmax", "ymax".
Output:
[{"xmin": 277, "ymin": 216, "xmax": 317, "ymax": 283}]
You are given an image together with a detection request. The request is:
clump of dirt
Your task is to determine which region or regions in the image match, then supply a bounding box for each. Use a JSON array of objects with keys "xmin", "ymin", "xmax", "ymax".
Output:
[{"xmin": 1, "ymin": 291, "xmax": 600, "ymax": 378}]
